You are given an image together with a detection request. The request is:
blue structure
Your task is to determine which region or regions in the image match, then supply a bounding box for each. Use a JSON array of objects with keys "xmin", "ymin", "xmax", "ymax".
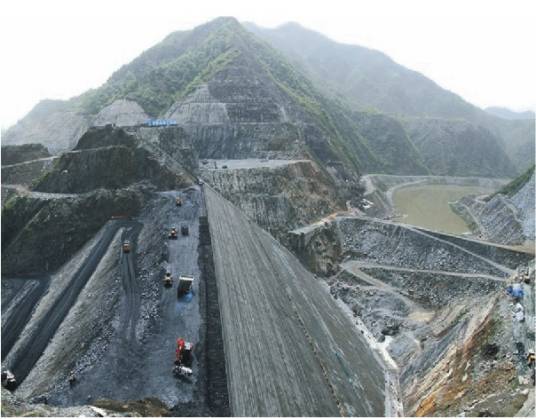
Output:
[{"xmin": 144, "ymin": 119, "xmax": 178, "ymax": 127}]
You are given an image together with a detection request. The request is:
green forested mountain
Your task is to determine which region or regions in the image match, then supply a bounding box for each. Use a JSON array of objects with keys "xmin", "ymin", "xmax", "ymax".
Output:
[
  {"xmin": 246, "ymin": 22, "xmax": 533, "ymax": 174},
  {"xmin": 2, "ymin": 17, "xmax": 525, "ymax": 177}
]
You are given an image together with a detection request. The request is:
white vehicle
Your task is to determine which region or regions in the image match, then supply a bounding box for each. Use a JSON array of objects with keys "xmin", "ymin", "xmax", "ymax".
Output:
[{"xmin": 177, "ymin": 275, "xmax": 194, "ymax": 297}]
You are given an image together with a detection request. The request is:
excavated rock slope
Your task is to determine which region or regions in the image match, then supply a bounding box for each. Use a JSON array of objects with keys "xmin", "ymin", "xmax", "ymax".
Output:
[
  {"xmin": 2, "ymin": 99, "xmax": 148, "ymax": 153},
  {"xmin": 92, "ymin": 99, "xmax": 149, "ymax": 127},
  {"xmin": 289, "ymin": 214, "xmax": 534, "ymax": 416},
  {"xmin": 1, "ymin": 159, "xmax": 56, "ymax": 188},
  {"xmin": 1, "ymin": 100, "xmax": 90, "ymax": 153},
  {"xmin": 2, "ymin": 125, "xmax": 197, "ymax": 275},
  {"xmin": 1, "ymin": 144, "xmax": 56, "ymax": 198},
  {"xmin": 201, "ymin": 159, "xmax": 343, "ymax": 240},
  {"xmin": 452, "ymin": 171, "xmax": 535, "ymax": 245},
  {"xmin": 204, "ymin": 186, "xmax": 385, "ymax": 416},
  {"xmin": 1, "ymin": 144, "xmax": 51, "ymax": 166},
  {"xmin": 33, "ymin": 127, "xmax": 193, "ymax": 194}
]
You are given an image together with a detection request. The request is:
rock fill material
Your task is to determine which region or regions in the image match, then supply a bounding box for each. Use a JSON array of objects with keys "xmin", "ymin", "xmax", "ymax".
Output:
[{"xmin": 204, "ymin": 186, "xmax": 385, "ymax": 416}]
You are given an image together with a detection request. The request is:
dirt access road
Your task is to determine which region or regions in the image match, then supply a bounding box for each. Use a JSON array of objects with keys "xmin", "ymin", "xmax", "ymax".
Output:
[
  {"xmin": 54, "ymin": 188, "xmax": 205, "ymax": 409},
  {"xmin": 4, "ymin": 220, "xmax": 138, "ymax": 386}
]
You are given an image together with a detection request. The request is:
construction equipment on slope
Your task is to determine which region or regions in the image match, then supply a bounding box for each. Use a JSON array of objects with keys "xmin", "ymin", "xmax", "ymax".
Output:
[
  {"xmin": 122, "ymin": 240, "xmax": 131, "ymax": 253},
  {"xmin": 1, "ymin": 370, "xmax": 16, "ymax": 391},
  {"xmin": 176, "ymin": 197, "xmax": 182, "ymax": 207},
  {"xmin": 169, "ymin": 228, "xmax": 178, "ymax": 240},
  {"xmin": 173, "ymin": 338, "xmax": 193, "ymax": 377},
  {"xmin": 177, "ymin": 275, "xmax": 194, "ymax": 298},
  {"xmin": 68, "ymin": 371, "xmax": 77, "ymax": 387},
  {"xmin": 164, "ymin": 272, "xmax": 173, "ymax": 288}
]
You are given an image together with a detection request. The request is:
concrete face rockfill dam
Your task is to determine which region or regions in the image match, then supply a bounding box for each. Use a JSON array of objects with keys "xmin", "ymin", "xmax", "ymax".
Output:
[{"xmin": 2, "ymin": 15, "xmax": 535, "ymax": 418}]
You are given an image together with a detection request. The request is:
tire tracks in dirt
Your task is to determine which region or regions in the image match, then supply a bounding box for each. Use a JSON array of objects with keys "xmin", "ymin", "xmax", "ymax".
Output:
[
  {"xmin": 6, "ymin": 220, "xmax": 136, "ymax": 386},
  {"xmin": 1, "ymin": 278, "xmax": 49, "ymax": 359}
]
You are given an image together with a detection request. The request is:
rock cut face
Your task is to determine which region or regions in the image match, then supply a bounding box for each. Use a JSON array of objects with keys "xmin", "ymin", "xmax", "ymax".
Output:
[
  {"xmin": 32, "ymin": 126, "xmax": 193, "ymax": 194},
  {"xmin": 166, "ymin": 84, "xmax": 231, "ymax": 125},
  {"xmin": 92, "ymin": 99, "xmax": 149, "ymax": 127},
  {"xmin": 163, "ymin": 64, "xmax": 305, "ymax": 160},
  {"xmin": 2, "ymin": 100, "xmax": 90, "ymax": 154},
  {"xmin": 510, "ymin": 171, "xmax": 535, "ymax": 240}
]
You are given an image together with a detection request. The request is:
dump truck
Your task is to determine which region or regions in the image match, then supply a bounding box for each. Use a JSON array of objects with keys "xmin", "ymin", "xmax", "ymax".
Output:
[
  {"xmin": 181, "ymin": 225, "xmax": 189, "ymax": 236},
  {"xmin": 177, "ymin": 275, "xmax": 194, "ymax": 297},
  {"xmin": 169, "ymin": 228, "xmax": 178, "ymax": 240},
  {"xmin": 122, "ymin": 240, "xmax": 131, "ymax": 253},
  {"xmin": 164, "ymin": 272, "xmax": 173, "ymax": 288},
  {"xmin": 173, "ymin": 338, "xmax": 194, "ymax": 377}
]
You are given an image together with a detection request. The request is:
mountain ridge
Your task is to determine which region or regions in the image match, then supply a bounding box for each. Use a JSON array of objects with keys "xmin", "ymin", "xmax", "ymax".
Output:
[
  {"xmin": 2, "ymin": 17, "xmax": 523, "ymax": 178},
  {"xmin": 246, "ymin": 21, "xmax": 534, "ymax": 172}
]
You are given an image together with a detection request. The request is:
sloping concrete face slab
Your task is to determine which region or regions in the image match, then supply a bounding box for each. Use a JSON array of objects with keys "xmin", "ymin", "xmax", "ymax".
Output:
[{"xmin": 205, "ymin": 186, "xmax": 385, "ymax": 416}]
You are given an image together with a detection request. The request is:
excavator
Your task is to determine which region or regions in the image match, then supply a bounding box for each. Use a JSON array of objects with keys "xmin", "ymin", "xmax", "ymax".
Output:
[
  {"xmin": 1, "ymin": 370, "xmax": 16, "ymax": 391},
  {"xmin": 173, "ymin": 338, "xmax": 193, "ymax": 377}
]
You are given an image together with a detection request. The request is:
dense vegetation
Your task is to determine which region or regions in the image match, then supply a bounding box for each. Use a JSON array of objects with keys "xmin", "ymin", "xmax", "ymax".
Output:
[
  {"xmin": 247, "ymin": 22, "xmax": 534, "ymax": 172},
  {"xmin": 493, "ymin": 165, "xmax": 535, "ymax": 198}
]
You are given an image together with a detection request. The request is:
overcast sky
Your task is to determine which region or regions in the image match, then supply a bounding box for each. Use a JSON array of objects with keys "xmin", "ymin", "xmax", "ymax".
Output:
[{"xmin": 1, "ymin": 0, "xmax": 535, "ymax": 129}]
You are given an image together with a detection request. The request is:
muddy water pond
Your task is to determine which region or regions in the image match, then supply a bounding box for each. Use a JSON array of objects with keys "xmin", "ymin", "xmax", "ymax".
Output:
[{"xmin": 392, "ymin": 184, "xmax": 494, "ymax": 234}]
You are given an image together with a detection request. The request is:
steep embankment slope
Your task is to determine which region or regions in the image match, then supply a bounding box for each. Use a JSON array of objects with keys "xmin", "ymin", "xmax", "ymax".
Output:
[
  {"xmin": 204, "ymin": 186, "xmax": 385, "ymax": 416},
  {"xmin": 1, "ymin": 125, "xmax": 195, "ymax": 275},
  {"xmin": 1, "ymin": 144, "xmax": 50, "ymax": 166},
  {"xmin": 1, "ymin": 144, "xmax": 57, "ymax": 201},
  {"xmin": 200, "ymin": 159, "xmax": 345, "ymax": 241},
  {"xmin": 452, "ymin": 166, "xmax": 535, "ymax": 245},
  {"xmin": 288, "ymin": 214, "xmax": 534, "ymax": 416}
]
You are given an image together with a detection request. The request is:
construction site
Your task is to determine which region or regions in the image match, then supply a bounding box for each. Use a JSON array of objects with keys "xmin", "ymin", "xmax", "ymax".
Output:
[
  {"xmin": 1, "ymin": 121, "xmax": 534, "ymax": 417},
  {"xmin": 1, "ymin": 15, "xmax": 535, "ymax": 418}
]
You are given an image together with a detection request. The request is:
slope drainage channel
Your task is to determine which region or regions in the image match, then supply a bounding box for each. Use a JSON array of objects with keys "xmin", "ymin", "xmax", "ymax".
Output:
[
  {"xmin": 6, "ymin": 220, "xmax": 137, "ymax": 387},
  {"xmin": 195, "ymin": 212, "xmax": 230, "ymax": 415},
  {"xmin": 119, "ymin": 225, "xmax": 142, "ymax": 344},
  {"xmin": 1, "ymin": 277, "xmax": 50, "ymax": 359}
]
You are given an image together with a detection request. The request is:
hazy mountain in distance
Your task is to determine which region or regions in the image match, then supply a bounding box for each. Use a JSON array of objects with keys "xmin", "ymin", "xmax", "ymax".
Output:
[
  {"xmin": 485, "ymin": 106, "xmax": 535, "ymax": 120},
  {"xmin": 246, "ymin": 21, "xmax": 533, "ymax": 173}
]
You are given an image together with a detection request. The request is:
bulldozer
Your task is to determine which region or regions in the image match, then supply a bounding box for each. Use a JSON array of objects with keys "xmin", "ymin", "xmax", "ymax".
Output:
[
  {"xmin": 169, "ymin": 228, "xmax": 178, "ymax": 240},
  {"xmin": 164, "ymin": 272, "xmax": 173, "ymax": 288},
  {"xmin": 173, "ymin": 338, "xmax": 193, "ymax": 377},
  {"xmin": 122, "ymin": 240, "xmax": 131, "ymax": 253}
]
